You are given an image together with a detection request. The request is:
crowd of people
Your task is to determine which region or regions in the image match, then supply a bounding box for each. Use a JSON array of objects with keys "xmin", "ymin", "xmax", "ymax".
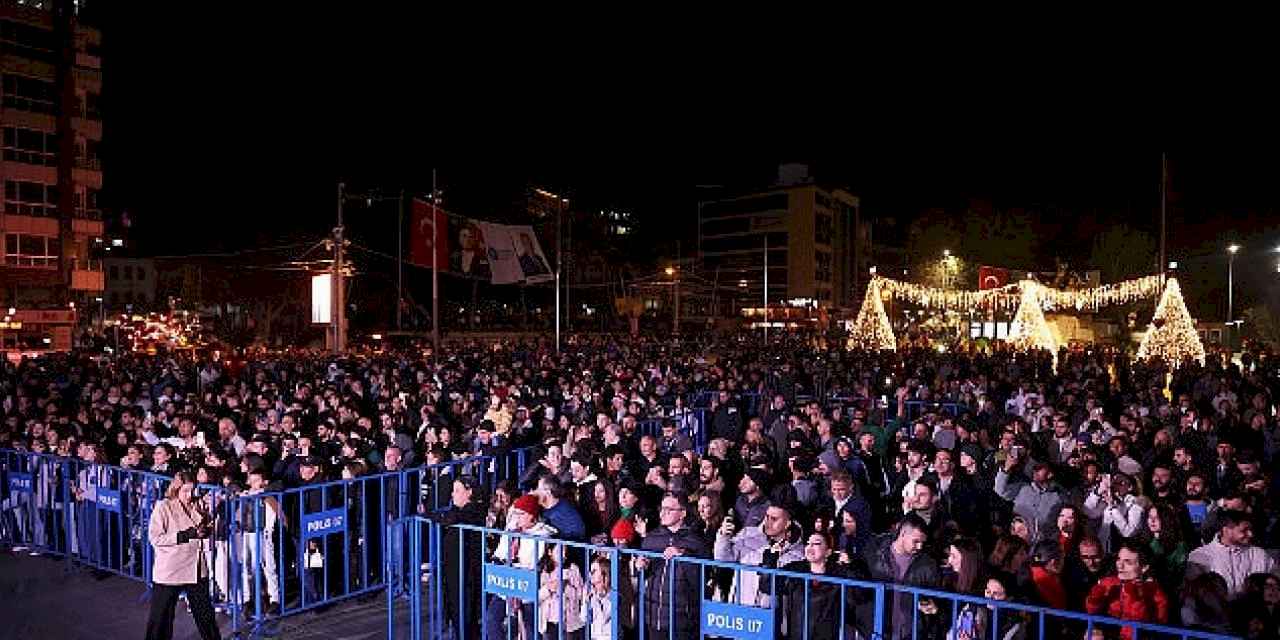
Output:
[{"xmin": 1, "ymin": 334, "xmax": 1279, "ymax": 640}]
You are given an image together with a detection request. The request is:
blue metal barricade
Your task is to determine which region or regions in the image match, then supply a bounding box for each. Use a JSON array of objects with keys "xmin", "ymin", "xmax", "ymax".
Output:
[
  {"xmin": 903, "ymin": 400, "xmax": 966, "ymax": 422},
  {"xmin": 636, "ymin": 409, "xmax": 708, "ymax": 454},
  {"xmin": 228, "ymin": 446, "xmax": 534, "ymax": 637},
  {"xmin": 389, "ymin": 520, "xmax": 1240, "ymax": 640},
  {"xmin": 1, "ymin": 449, "xmax": 73, "ymax": 561},
  {"xmin": 1, "ymin": 449, "xmax": 233, "ymax": 614}
]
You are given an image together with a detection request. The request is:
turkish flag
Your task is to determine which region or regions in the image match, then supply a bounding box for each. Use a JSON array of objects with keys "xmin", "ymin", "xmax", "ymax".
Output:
[
  {"xmin": 410, "ymin": 198, "xmax": 448, "ymax": 269},
  {"xmin": 979, "ymin": 266, "xmax": 1009, "ymax": 290}
]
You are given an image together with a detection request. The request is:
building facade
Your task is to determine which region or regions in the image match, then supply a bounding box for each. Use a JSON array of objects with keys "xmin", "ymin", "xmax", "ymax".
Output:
[
  {"xmin": 0, "ymin": 0, "xmax": 104, "ymax": 307},
  {"xmin": 104, "ymin": 257, "xmax": 155, "ymax": 308},
  {"xmin": 698, "ymin": 167, "xmax": 864, "ymax": 310}
]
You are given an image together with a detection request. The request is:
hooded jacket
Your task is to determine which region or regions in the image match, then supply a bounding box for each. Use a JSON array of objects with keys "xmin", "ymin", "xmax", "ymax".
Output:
[
  {"xmin": 994, "ymin": 469, "xmax": 1063, "ymax": 545},
  {"xmin": 714, "ymin": 521, "xmax": 805, "ymax": 607}
]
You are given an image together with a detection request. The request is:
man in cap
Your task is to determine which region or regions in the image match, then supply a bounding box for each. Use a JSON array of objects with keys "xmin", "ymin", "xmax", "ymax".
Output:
[{"xmin": 734, "ymin": 468, "xmax": 773, "ymax": 529}]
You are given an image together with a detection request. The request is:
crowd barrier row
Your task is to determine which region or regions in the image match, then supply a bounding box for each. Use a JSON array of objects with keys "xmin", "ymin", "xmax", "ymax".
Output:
[
  {"xmin": 0, "ymin": 446, "xmax": 533, "ymax": 639},
  {"xmin": 389, "ymin": 517, "xmax": 1238, "ymax": 640}
]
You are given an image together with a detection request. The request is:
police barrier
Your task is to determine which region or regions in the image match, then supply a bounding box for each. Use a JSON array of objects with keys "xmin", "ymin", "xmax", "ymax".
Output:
[
  {"xmin": 3, "ymin": 445, "xmax": 532, "ymax": 639},
  {"xmin": 903, "ymin": 401, "xmax": 967, "ymax": 422},
  {"xmin": 0, "ymin": 449, "xmax": 233, "ymax": 611},
  {"xmin": 637, "ymin": 408, "xmax": 709, "ymax": 454},
  {"xmin": 692, "ymin": 391, "xmax": 763, "ymax": 418},
  {"xmin": 2, "ymin": 449, "xmax": 74, "ymax": 561},
  {"xmin": 228, "ymin": 447, "xmax": 533, "ymax": 638},
  {"xmin": 389, "ymin": 519, "xmax": 1237, "ymax": 640}
]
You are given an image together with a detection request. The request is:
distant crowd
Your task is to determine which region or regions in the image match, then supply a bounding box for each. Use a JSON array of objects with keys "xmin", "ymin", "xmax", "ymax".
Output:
[{"xmin": 1, "ymin": 335, "xmax": 1279, "ymax": 640}]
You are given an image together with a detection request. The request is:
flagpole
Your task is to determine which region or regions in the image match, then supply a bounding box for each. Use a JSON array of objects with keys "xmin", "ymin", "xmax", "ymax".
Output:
[
  {"xmin": 397, "ymin": 188, "xmax": 404, "ymax": 330},
  {"xmin": 431, "ymin": 169, "xmax": 440, "ymax": 351}
]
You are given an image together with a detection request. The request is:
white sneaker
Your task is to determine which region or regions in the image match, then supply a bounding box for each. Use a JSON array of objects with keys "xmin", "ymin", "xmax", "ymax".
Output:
[{"xmin": 12, "ymin": 546, "xmax": 28, "ymax": 552}]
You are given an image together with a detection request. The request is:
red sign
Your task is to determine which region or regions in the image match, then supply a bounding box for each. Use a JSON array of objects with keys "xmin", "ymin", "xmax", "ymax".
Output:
[
  {"xmin": 978, "ymin": 266, "xmax": 1009, "ymax": 290},
  {"xmin": 12, "ymin": 309, "xmax": 76, "ymax": 324},
  {"xmin": 409, "ymin": 198, "xmax": 449, "ymax": 270}
]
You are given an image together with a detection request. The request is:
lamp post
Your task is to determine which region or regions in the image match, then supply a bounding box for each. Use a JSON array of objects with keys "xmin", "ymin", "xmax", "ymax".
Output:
[
  {"xmin": 665, "ymin": 266, "xmax": 679, "ymax": 335},
  {"xmin": 1227, "ymin": 244, "xmax": 1240, "ymax": 348}
]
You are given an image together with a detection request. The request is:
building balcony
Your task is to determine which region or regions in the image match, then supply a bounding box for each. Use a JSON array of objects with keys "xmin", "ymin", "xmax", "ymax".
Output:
[
  {"xmin": 70, "ymin": 258, "xmax": 104, "ymax": 292},
  {"xmin": 72, "ymin": 166, "xmax": 101, "ymax": 189}
]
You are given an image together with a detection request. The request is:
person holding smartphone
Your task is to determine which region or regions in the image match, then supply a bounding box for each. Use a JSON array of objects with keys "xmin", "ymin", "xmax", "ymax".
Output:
[{"xmin": 144, "ymin": 472, "xmax": 221, "ymax": 640}]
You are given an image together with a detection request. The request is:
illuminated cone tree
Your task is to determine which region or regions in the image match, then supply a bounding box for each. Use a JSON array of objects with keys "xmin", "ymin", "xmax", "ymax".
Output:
[
  {"xmin": 1136, "ymin": 277, "xmax": 1205, "ymax": 366},
  {"xmin": 1007, "ymin": 281, "xmax": 1058, "ymax": 357},
  {"xmin": 849, "ymin": 279, "xmax": 896, "ymax": 350}
]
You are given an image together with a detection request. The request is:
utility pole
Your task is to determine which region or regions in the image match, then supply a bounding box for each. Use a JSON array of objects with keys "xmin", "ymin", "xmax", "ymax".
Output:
[
  {"xmin": 566, "ymin": 204, "xmax": 573, "ymax": 333},
  {"xmin": 555, "ymin": 196, "xmax": 562, "ymax": 353},
  {"xmin": 763, "ymin": 234, "xmax": 769, "ymax": 345},
  {"xmin": 397, "ymin": 189, "xmax": 404, "ymax": 330},
  {"xmin": 431, "ymin": 170, "xmax": 440, "ymax": 351},
  {"xmin": 1160, "ymin": 153, "xmax": 1167, "ymax": 281},
  {"xmin": 332, "ymin": 182, "xmax": 347, "ymax": 354}
]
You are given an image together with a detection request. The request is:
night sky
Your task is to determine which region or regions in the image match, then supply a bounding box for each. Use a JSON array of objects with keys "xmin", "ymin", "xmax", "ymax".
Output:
[{"xmin": 95, "ymin": 8, "xmax": 1280, "ymax": 313}]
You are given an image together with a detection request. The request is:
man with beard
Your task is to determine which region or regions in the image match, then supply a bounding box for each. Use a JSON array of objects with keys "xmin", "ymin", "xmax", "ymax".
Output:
[{"xmin": 1181, "ymin": 472, "xmax": 1212, "ymax": 543}]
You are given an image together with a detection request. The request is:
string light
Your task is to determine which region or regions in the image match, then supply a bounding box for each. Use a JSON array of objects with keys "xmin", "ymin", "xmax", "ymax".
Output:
[
  {"xmin": 869, "ymin": 274, "xmax": 1165, "ymax": 313},
  {"xmin": 851, "ymin": 274, "xmax": 1197, "ymax": 365},
  {"xmin": 1136, "ymin": 277, "xmax": 1205, "ymax": 367}
]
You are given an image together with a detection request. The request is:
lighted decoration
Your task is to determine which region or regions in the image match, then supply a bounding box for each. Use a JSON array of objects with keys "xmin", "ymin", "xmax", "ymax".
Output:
[
  {"xmin": 1006, "ymin": 281, "xmax": 1058, "ymax": 360},
  {"xmin": 850, "ymin": 273, "xmax": 1177, "ymax": 363},
  {"xmin": 849, "ymin": 279, "xmax": 896, "ymax": 351},
  {"xmin": 108, "ymin": 311, "xmax": 205, "ymax": 354},
  {"xmin": 869, "ymin": 274, "xmax": 1164, "ymax": 313},
  {"xmin": 1135, "ymin": 277, "xmax": 1205, "ymax": 366}
]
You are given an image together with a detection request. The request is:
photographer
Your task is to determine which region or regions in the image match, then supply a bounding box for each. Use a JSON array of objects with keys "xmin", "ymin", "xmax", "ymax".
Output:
[{"xmin": 144, "ymin": 471, "xmax": 221, "ymax": 640}]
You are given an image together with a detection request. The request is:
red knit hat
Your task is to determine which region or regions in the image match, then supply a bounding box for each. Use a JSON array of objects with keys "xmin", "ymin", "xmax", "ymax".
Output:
[
  {"xmin": 512, "ymin": 494, "xmax": 541, "ymax": 517},
  {"xmin": 610, "ymin": 517, "xmax": 637, "ymax": 543}
]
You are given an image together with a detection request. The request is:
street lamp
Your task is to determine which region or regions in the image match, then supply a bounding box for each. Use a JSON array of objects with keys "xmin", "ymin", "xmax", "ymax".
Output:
[{"xmin": 665, "ymin": 266, "xmax": 680, "ymax": 335}]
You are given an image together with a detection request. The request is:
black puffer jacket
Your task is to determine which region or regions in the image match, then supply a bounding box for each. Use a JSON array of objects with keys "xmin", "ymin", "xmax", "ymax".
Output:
[
  {"xmin": 638, "ymin": 525, "xmax": 710, "ymax": 633},
  {"xmin": 429, "ymin": 499, "xmax": 486, "ymax": 638}
]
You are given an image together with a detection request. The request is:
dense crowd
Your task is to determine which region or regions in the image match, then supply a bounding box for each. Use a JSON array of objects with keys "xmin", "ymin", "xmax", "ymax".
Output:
[{"xmin": 2, "ymin": 335, "xmax": 1280, "ymax": 640}]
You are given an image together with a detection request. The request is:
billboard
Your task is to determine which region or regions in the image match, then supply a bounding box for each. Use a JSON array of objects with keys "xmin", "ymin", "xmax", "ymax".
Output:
[
  {"xmin": 311, "ymin": 273, "xmax": 331, "ymax": 324},
  {"xmin": 409, "ymin": 205, "xmax": 554, "ymax": 285}
]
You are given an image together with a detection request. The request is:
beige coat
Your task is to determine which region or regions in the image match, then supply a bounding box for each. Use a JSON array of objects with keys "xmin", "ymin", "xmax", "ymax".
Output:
[{"xmin": 148, "ymin": 497, "xmax": 210, "ymax": 585}]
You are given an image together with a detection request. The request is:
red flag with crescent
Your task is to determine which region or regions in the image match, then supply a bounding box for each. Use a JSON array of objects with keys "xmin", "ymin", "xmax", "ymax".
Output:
[
  {"xmin": 410, "ymin": 198, "xmax": 448, "ymax": 269},
  {"xmin": 979, "ymin": 266, "xmax": 1009, "ymax": 290}
]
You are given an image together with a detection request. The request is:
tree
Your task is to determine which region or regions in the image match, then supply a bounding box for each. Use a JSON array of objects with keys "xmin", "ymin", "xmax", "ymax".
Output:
[
  {"xmin": 1088, "ymin": 226, "xmax": 1157, "ymax": 284},
  {"xmin": 1243, "ymin": 305, "xmax": 1280, "ymax": 350},
  {"xmin": 906, "ymin": 204, "xmax": 1038, "ymax": 288}
]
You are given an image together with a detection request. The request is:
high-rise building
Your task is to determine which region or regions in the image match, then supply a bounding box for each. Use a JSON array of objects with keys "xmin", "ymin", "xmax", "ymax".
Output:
[
  {"xmin": 698, "ymin": 164, "xmax": 865, "ymax": 309},
  {"xmin": 0, "ymin": 0, "xmax": 105, "ymax": 310}
]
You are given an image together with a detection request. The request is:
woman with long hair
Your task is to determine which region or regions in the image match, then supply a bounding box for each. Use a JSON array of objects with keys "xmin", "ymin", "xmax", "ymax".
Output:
[
  {"xmin": 1048, "ymin": 503, "xmax": 1084, "ymax": 557},
  {"xmin": 1179, "ymin": 572, "xmax": 1231, "ymax": 633},
  {"xmin": 1140, "ymin": 503, "xmax": 1188, "ymax": 596},
  {"xmin": 144, "ymin": 472, "xmax": 221, "ymax": 640},
  {"xmin": 945, "ymin": 537, "xmax": 985, "ymax": 595},
  {"xmin": 695, "ymin": 491, "xmax": 726, "ymax": 540},
  {"xmin": 779, "ymin": 531, "xmax": 859, "ymax": 640},
  {"xmin": 987, "ymin": 535, "xmax": 1029, "ymax": 581},
  {"xmin": 586, "ymin": 477, "xmax": 620, "ymax": 541}
]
